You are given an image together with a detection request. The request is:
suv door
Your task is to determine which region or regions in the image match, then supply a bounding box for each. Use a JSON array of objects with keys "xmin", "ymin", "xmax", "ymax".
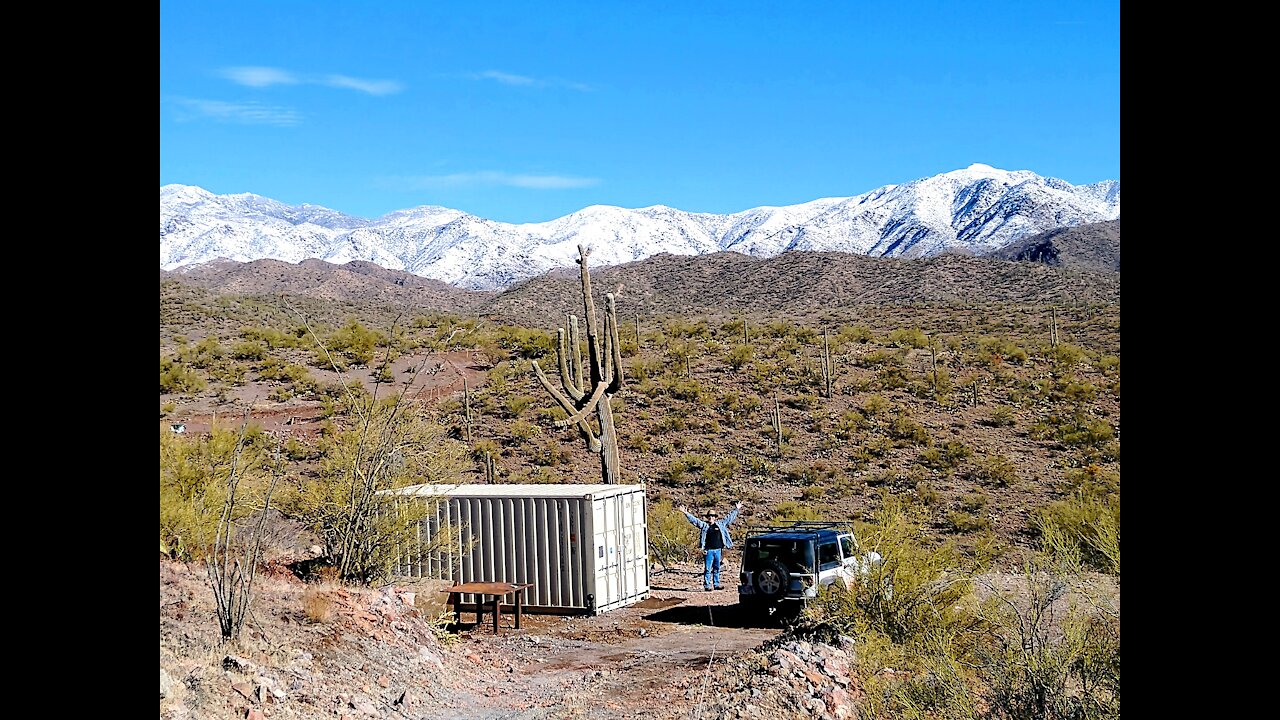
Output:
[
  {"xmin": 837, "ymin": 534, "xmax": 859, "ymax": 588},
  {"xmin": 817, "ymin": 541, "xmax": 841, "ymax": 587}
]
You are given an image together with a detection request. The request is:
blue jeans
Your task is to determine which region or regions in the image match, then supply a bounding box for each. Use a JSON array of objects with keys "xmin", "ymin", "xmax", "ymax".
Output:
[{"xmin": 704, "ymin": 548, "xmax": 723, "ymax": 588}]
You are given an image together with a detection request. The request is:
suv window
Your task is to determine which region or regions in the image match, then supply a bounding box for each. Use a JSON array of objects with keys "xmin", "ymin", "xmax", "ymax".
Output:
[
  {"xmin": 745, "ymin": 539, "xmax": 815, "ymax": 574},
  {"xmin": 839, "ymin": 535, "xmax": 856, "ymax": 560},
  {"xmin": 818, "ymin": 542, "xmax": 841, "ymax": 570}
]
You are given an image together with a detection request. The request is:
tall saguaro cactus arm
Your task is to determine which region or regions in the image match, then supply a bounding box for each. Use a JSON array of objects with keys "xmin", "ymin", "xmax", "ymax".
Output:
[{"xmin": 531, "ymin": 245, "xmax": 627, "ymax": 483}]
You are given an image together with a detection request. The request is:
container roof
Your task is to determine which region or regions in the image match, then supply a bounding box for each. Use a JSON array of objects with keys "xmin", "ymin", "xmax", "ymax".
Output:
[{"xmin": 383, "ymin": 483, "xmax": 646, "ymax": 500}]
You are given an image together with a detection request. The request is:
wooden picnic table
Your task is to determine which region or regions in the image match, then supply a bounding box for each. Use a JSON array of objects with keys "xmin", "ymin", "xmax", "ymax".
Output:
[{"xmin": 442, "ymin": 581, "xmax": 534, "ymax": 634}]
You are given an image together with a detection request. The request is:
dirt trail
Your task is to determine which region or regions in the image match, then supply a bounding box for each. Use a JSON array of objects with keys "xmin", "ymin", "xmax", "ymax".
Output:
[{"xmin": 436, "ymin": 567, "xmax": 784, "ymax": 719}]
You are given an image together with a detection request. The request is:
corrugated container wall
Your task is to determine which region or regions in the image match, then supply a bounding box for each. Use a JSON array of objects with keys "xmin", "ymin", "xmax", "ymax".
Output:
[{"xmin": 385, "ymin": 484, "xmax": 649, "ymax": 614}]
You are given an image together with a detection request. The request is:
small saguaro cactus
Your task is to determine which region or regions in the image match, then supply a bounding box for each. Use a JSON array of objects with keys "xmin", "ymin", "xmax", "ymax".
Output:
[
  {"xmin": 771, "ymin": 391, "xmax": 783, "ymax": 454},
  {"xmin": 462, "ymin": 377, "xmax": 473, "ymax": 442},
  {"xmin": 821, "ymin": 329, "xmax": 835, "ymax": 398},
  {"xmin": 532, "ymin": 245, "xmax": 627, "ymax": 484}
]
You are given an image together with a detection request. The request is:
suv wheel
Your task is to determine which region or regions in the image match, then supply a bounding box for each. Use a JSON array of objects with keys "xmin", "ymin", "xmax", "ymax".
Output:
[{"xmin": 754, "ymin": 561, "xmax": 789, "ymax": 599}]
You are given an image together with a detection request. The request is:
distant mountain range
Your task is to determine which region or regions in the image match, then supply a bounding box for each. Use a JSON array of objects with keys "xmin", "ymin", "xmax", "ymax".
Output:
[
  {"xmin": 160, "ymin": 164, "xmax": 1119, "ymax": 290},
  {"xmin": 164, "ymin": 245, "xmax": 1120, "ymax": 327}
]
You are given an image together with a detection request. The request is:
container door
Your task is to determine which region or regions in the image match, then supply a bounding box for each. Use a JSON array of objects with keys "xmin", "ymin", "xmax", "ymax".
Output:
[
  {"xmin": 592, "ymin": 497, "xmax": 621, "ymax": 611},
  {"xmin": 620, "ymin": 490, "xmax": 649, "ymax": 603}
]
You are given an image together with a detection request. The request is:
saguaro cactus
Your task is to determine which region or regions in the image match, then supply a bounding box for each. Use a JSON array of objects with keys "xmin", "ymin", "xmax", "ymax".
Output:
[
  {"xmin": 821, "ymin": 329, "xmax": 834, "ymax": 398},
  {"xmin": 532, "ymin": 245, "xmax": 626, "ymax": 484}
]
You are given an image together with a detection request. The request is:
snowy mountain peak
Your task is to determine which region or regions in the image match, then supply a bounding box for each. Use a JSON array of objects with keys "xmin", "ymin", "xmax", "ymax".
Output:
[{"xmin": 161, "ymin": 166, "xmax": 1120, "ymax": 289}]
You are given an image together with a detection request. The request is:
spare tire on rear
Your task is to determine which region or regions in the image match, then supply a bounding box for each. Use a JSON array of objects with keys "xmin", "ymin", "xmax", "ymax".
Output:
[{"xmin": 753, "ymin": 560, "xmax": 789, "ymax": 599}]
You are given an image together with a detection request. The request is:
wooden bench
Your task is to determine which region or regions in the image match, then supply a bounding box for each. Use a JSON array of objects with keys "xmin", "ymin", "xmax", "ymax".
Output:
[{"xmin": 442, "ymin": 581, "xmax": 534, "ymax": 633}]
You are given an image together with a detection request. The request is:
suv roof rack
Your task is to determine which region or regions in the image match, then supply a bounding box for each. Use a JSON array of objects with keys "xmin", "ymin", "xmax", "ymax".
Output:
[{"xmin": 748, "ymin": 521, "xmax": 854, "ymax": 533}]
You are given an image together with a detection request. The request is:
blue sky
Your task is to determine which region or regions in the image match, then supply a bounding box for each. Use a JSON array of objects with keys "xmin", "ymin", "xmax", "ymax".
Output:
[{"xmin": 159, "ymin": 1, "xmax": 1120, "ymax": 223}]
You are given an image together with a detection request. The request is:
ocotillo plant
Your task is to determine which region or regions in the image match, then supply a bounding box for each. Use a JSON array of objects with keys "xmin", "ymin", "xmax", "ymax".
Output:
[{"xmin": 532, "ymin": 245, "xmax": 627, "ymax": 484}]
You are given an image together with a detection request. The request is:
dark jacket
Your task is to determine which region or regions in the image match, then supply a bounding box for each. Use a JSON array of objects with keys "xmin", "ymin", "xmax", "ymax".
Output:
[{"xmin": 682, "ymin": 507, "xmax": 741, "ymax": 549}]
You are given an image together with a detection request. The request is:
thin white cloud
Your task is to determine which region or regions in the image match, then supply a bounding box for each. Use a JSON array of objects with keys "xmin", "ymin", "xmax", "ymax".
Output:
[
  {"xmin": 218, "ymin": 66, "xmax": 299, "ymax": 88},
  {"xmin": 324, "ymin": 74, "xmax": 404, "ymax": 96},
  {"xmin": 392, "ymin": 172, "xmax": 602, "ymax": 190},
  {"xmin": 218, "ymin": 66, "xmax": 404, "ymax": 95},
  {"xmin": 474, "ymin": 70, "xmax": 538, "ymax": 86},
  {"xmin": 172, "ymin": 98, "xmax": 301, "ymax": 127},
  {"xmin": 468, "ymin": 70, "xmax": 592, "ymax": 91}
]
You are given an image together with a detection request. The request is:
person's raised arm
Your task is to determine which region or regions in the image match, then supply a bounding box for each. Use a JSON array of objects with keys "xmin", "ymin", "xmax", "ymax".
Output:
[
  {"xmin": 679, "ymin": 506, "xmax": 708, "ymax": 529},
  {"xmin": 725, "ymin": 501, "xmax": 743, "ymax": 525}
]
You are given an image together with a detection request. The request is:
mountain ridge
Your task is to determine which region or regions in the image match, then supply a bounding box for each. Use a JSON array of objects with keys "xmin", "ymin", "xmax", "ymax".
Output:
[{"xmin": 161, "ymin": 165, "xmax": 1119, "ymax": 290}]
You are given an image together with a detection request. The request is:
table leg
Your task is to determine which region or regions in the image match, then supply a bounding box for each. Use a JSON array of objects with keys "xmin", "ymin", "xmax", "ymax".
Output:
[
  {"xmin": 452, "ymin": 593, "xmax": 460, "ymax": 626},
  {"xmin": 515, "ymin": 590, "xmax": 523, "ymax": 630},
  {"xmin": 476, "ymin": 595, "xmax": 484, "ymax": 626},
  {"xmin": 493, "ymin": 596, "xmax": 501, "ymax": 634}
]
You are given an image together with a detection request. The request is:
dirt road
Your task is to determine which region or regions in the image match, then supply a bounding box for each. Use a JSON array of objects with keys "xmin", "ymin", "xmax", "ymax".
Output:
[{"xmin": 432, "ymin": 567, "xmax": 784, "ymax": 719}]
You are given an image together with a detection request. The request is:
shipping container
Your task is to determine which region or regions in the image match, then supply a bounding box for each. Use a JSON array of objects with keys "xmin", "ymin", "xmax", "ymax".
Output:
[{"xmin": 384, "ymin": 484, "xmax": 649, "ymax": 614}]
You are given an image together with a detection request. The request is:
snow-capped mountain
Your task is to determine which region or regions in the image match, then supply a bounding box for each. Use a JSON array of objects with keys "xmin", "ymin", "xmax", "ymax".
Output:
[{"xmin": 160, "ymin": 164, "xmax": 1120, "ymax": 290}]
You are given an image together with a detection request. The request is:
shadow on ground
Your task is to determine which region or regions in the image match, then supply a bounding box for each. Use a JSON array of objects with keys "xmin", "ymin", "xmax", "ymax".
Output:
[{"xmin": 643, "ymin": 601, "xmax": 798, "ymax": 630}]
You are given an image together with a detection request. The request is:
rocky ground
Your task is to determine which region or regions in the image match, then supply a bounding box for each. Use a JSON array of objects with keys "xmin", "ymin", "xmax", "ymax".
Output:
[{"xmin": 160, "ymin": 557, "xmax": 860, "ymax": 719}]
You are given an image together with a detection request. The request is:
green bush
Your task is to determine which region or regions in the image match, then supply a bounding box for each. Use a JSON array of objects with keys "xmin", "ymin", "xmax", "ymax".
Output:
[
  {"xmin": 1033, "ymin": 466, "xmax": 1120, "ymax": 573},
  {"xmin": 725, "ymin": 344, "xmax": 754, "ymax": 370},
  {"xmin": 889, "ymin": 415, "xmax": 931, "ymax": 446},
  {"xmin": 286, "ymin": 400, "xmax": 466, "ymax": 583},
  {"xmin": 159, "ymin": 423, "xmax": 268, "ymax": 558},
  {"xmin": 984, "ymin": 406, "xmax": 1016, "ymax": 428},
  {"xmin": 160, "ymin": 357, "xmax": 206, "ymax": 394},
  {"xmin": 968, "ymin": 454, "xmax": 1019, "ymax": 487},
  {"xmin": 648, "ymin": 499, "xmax": 699, "ymax": 564},
  {"xmin": 770, "ymin": 500, "xmax": 823, "ymax": 523},
  {"xmin": 918, "ymin": 441, "xmax": 971, "ymax": 471},
  {"xmin": 232, "ymin": 341, "xmax": 268, "ymax": 361},
  {"xmin": 888, "ymin": 328, "xmax": 930, "ymax": 349},
  {"xmin": 664, "ymin": 454, "xmax": 739, "ymax": 489}
]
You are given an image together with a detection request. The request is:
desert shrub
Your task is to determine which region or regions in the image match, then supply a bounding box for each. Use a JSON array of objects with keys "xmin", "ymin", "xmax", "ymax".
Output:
[
  {"xmin": 973, "ymin": 562, "xmax": 1121, "ymax": 720},
  {"xmin": 327, "ymin": 319, "xmax": 383, "ymax": 366},
  {"xmin": 744, "ymin": 456, "xmax": 774, "ymax": 476},
  {"xmin": 978, "ymin": 336, "xmax": 1029, "ymax": 365},
  {"xmin": 653, "ymin": 415, "xmax": 687, "ymax": 434},
  {"xmin": 836, "ymin": 324, "xmax": 874, "ymax": 344},
  {"xmin": 968, "ymin": 454, "xmax": 1019, "ymax": 487},
  {"xmin": 528, "ymin": 439, "xmax": 570, "ymax": 466},
  {"xmin": 784, "ymin": 393, "xmax": 818, "ymax": 410},
  {"xmin": 984, "ymin": 406, "xmax": 1016, "ymax": 428},
  {"xmin": 497, "ymin": 327, "xmax": 554, "ymax": 360},
  {"xmin": 160, "ymin": 401, "xmax": 177, "ymax": 417},
  {"xmin": 862, "ymin": 394, "xmax": 890, "ymax": 416},
  {"xmin": 504, "ymin": 395, "xmax": 535, "ymax": 418},
  {"xmin": 834, "ymin": 410, "xmax": 865, "ymax": 440},
  {"xmin": 725, "ymin": 344, "xmax": 754, "ymax": 370},
  {"xmin": 159, "ymin": 423, "xmax": 268, "ymax": 558},
  {"xmin": 770, "ymin": 500, "xmax": 823, "ymax": 523},
  {"xmin": 648, "ymin": 499, "xmax": 699, "ymax": 564},
  {"xmin": 888, "ymin": 328, "xmax": 930, "ymax": 349},
  {"xmin": 803, "ymin": 497, "xmax": 974, "ymax": 644},
  {"xmin": 664, "ymin": 454, "xmax": 739, "ymax": 489},
  {"xmin": 663, "ymin": 377, "xmax": 705, "ymax": 402},
  {"xmin": 302, "ymin": 587, "xmax": 333, "ymax": 624},
  {"xmin": 614, "ymin": 427, "xmax": 650, "ymax": 451},
  {"xmin": 508, "ymin": 419, "xmax": 539, "ymax": 442},
  {"xmin": 1033, "ymin": 466, "xmax": 1120, "ymax": 573},
  {"xmin": 232, "ymin": 341, "xmax": 268, "ymax": 361},
  {"xmin": 208, "ymin": 360, "xmax": 248, "ymax": 386},
  {"xmin": 889, "ymin": 415, "xmax": 931, "ymax": 446},
  {"xmin": 861, "ymin": 348, "xmax": 905, "ymax": 367},
  {"xmin": 918, "ymin": 441, "xmax": 971, "ymax": 471},
  {"xmin": 285, "ymin": 399, "xmax": 467, "ymax": 583},
  {"xmin": 160, "ymin": 357, "xmax": 206, "ymax": 394},
  {"xmin": 1051, "ymin": 343, "xmax": 1085, "ymax": 369}
]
